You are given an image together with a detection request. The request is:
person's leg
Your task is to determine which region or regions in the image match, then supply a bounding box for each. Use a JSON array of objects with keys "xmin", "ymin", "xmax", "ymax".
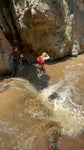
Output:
[
  {"xmin": 37, "ymin": 65, "xmax": 41, "ymax": 73},
  {"xmin": 12, "ymin": 61, "xmax": 16, "ymax": 77},
  {"xmin": 40, "ymin": 66, "xmax": 45, "ymax": 76},
  {"xmin": 37, "ymin": 65, "xmax": 45, "ymax": 78},
  {"xmin": 37, "ymin": 68, "xmax": 41, "ymax": 75},
  {"xmin": 40, "ymin": 71, "xmax": 44, "ymax": 76},
  {"xmin": 16, "ymin": 64, "xmax": 20, "ymax": 77},
  {"xmin": 37, "ymin": 65, "xmax": 42, "ymax": 79}
]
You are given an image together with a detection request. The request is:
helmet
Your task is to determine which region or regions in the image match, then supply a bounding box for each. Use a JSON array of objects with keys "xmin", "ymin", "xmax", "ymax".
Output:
[{"xmin": 42, "ymin": 52, "xmax": 47, "ymax": 57}]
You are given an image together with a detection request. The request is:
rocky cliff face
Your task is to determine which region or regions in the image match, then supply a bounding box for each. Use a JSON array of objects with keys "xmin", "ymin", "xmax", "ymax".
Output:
[
  {"xmin": 12, "ymin": 0, "xmax": 84, "ymax": 60},
  {"xmin": 13, "ymin": 0, "xmax": 72, "ymax": 60},
  {"xmin": 0, "ymin": 0, "xmax": 18, "ymax": 46},
  {"xmin": 0, "ymin": 28, "xmax": 12, "ymax": 76},
  {"xmin": 0, "ymin": 0, "xmax": 19, "ymax": 76},
  {"xmin": 0, "ymin": 0, "xmax": 84, "ymax": 72}
]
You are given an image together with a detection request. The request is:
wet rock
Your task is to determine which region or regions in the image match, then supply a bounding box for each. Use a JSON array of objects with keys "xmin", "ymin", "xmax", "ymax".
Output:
[{"xmin": 48, "ymin": 92, "xmax": 60, "ymax": 101}]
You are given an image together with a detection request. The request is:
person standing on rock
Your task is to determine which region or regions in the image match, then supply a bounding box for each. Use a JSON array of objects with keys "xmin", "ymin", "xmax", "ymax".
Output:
[
  {"xmin": 10, "ymin": 47, "xmax": 23, "ymax": 77},
  {"xmin": 36, "ymin": 52, "xmax": 50, "ymax": 79}
]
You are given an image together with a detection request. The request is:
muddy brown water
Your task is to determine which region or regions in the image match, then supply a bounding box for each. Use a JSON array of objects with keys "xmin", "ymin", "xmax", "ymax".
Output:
[{"xmin": 0, "ymin": 54, "xmax": 84, "ymax": 149}]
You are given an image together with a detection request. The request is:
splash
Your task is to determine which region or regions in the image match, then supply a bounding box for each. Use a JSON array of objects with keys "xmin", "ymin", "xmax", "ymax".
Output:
[{"xmin": 41, "ymin": 60, "xmax": 84, "ymax": 136}]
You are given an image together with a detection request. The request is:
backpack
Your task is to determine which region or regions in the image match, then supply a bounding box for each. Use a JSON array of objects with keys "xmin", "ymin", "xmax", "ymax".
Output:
[
  {"xmin": 37, "ymin": 56, "xmax": 45, "ymax": 66},
  {"xmin": 37, "ymin": 56, "xmax": 41, "ymax": 63}
]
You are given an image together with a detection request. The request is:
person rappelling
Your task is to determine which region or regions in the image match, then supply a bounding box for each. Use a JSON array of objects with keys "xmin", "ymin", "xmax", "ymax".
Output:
[{"xmin": 36, "ymin": 52, "xmax": 50, "ymax": 79}]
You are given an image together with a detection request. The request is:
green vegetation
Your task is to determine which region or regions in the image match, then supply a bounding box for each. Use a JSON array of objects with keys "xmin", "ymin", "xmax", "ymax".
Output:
[
  {"xmin": 70, "ymin": 14, "xmax": 74, "ymax": 21},
  {"xmin": 59, "ymin": 25, "xmax": 66, "ymax": 33},
  {"xmin": 60, "ymin": 25, "xmax": 72, "ymax": 42},
  {"xmin": 64, "ymin": 26, "xmax": 72, "ymax": 41},
  {"xmin": 13, "ymin": 0, "xmax": 16, "ymax": 3}
]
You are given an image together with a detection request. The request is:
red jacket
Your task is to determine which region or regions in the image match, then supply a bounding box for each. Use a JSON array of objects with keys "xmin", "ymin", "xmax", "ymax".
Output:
[{"xmin": 38, "ymin": 56, "xmax": 45, "ymax": 66}]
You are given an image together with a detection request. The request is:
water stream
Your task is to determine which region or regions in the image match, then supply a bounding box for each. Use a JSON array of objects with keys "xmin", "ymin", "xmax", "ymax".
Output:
[{"xmin": 0, "ymin": 54, "xmax": 84, "ymax": 149}]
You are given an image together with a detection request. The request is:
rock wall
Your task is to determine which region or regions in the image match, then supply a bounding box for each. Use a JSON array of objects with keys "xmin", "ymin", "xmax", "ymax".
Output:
[
  {"xmin": 12, "ymin": 0, "xmax": 84, "ymax": 60},
  {"xmin": 0, "ymin": 28, "xmax": 12, "ymax": 76},
  {"xmin": 74, "ymin": 0, "xmax": 84, "ymax": 11},
  {"xmin": 67, "ymin": 0, "xmax": 84, "ymax": 56},
  {"xmin": 13, "ymin": 0, "xmax": 72, "ymax": 60},
  {"xmin": 0, "ymin": 0, "xmax": 84, "ymax": 65}
]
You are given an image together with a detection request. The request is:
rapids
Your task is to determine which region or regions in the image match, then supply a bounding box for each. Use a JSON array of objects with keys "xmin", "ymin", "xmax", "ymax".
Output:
[{"xmin": 0, "ymin": 54, "xmax": 84, "ymax": 149}]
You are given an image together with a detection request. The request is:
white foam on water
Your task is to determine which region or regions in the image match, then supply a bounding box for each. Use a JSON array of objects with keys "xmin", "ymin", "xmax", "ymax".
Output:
[
  {"xmin": 0, "ymin": 120, "xmax": 16, "ymax": 135},
  {"xmin": 0, "ymin": 85, "xmax": 9, "ymax": 92},
  {"xmin": 43, "ymin": 80, "xmax": 64, "ymax": 100},
  {"xmin": 41, "ymin": 62, "xmax": 84, "ymax": 135},
  {"xmin": 42, "ymin": 68, "xmax": 83, "ymax": 112}
]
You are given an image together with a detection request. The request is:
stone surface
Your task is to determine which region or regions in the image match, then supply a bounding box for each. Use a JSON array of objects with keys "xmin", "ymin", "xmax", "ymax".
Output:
[
  {"xmin": 13, "ymin": 0, "xmax": 72, "ymax": 59},
  {"xmin": 0, "ymin": 28, "xmax": 12, "ymax": 75},
  {"xmin": 12, "ymin": 0, "xmax": 84, "ymax": 59},
  {"xmin": 0, "ymin": 0, "xmax": 84, "ymax": 63}
]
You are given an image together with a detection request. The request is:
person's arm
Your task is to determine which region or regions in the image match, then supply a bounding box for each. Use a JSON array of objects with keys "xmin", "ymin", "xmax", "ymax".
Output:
[
  {"xmin": 20, "ymin": 54, "xmax": 23, "ymax": 58},
  {"xmin": 18, "ymin": 51, "xmax": 21, "ymax": 56},
  {"xmin": 19, "ymin": 52, "xmax": 23, "ymax": 65},
  {"xmin": 42, "ymin": 56, "xmax": 50, "ymax": 62},
  {"xmin": 18, "ymin": 51, "xmax": 23, "ymax": 58}
]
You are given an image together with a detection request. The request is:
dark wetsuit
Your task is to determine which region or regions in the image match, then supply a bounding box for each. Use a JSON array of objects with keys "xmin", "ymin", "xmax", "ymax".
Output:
[{"xmin": 11, "ymin": 51, "xmax": 21, "ymax": 76}]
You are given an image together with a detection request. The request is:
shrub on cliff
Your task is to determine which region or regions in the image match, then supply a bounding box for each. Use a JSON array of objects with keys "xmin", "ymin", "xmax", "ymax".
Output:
[
  {"xmin": 64, "ymin": 25, "xmax": 72, "ymax": 42},
  {"xmin": 60, "ymin": 25, "xmax": 72, "ymax": 42}
]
